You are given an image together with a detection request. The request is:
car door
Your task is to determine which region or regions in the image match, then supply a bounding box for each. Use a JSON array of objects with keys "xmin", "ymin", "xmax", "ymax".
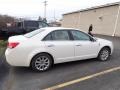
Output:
[
  {"xmin": 43, "ymin": 30, "xmax": 74, "ymax": 63},
  {"xmin": 71, "ymin": 30, "xmax": 100, "ymax": 60}
]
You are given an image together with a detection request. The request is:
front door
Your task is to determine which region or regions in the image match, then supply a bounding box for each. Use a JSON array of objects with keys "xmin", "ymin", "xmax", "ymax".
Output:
[{"xmin": 70, "ymin": 30, "xmax": 99, "ymax": 60}]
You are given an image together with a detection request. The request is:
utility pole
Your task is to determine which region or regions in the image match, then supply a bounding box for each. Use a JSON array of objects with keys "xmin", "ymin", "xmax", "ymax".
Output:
[{"xmin": 43, "ymin": 0, "xmax": 47, "ymax": 19}]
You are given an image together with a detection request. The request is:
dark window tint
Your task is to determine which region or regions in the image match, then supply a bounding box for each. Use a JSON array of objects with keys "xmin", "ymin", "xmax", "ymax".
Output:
[
  {"xmin": 24, "ymin": 21, "xmax": 39, "ymax": 28},
  {"xmin": 71, "ymin": 30, "xmax": 90, "ymax": 41},
  {"xmin": 52, "ymin": 30, "xmax": 69, "ymax": 40},
  {"xmin": 43, "ymin": 33, "xmax": 52, "ymax": 41}
]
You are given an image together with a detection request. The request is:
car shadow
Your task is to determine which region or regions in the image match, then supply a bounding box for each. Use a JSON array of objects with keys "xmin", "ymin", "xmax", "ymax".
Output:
[{"xmin": 12, "ymin": 58, "xmax": 98, "ymax": 74}]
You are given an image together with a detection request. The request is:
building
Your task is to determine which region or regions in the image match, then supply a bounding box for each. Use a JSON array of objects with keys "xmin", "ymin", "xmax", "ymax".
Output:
[
  {"xmin": 62, "ymin": 2, "xmax": 120, "ymax": 37},
  {"xmin": 49, "ymin": 21, "xmax": 61, "ymax": 27}
]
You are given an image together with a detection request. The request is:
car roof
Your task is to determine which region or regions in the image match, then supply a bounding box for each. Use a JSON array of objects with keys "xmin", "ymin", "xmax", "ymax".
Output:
[{"xmin": 40, "ymin": 27, "xmax": 80, "ymax": 31}]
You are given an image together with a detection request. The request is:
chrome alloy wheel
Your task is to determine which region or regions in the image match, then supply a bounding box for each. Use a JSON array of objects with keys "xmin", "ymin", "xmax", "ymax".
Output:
[
  {"xmin": 35, "ymin": 56, "xmax": 50, "ymax": 71},
  {"xmin": 100, "ymin": 49, "xmax": 109, "ymax": 61}
]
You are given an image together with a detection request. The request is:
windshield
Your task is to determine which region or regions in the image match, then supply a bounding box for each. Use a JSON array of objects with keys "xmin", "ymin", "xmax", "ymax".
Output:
[{"xmin": 24, "ymin": 29, "xmax": 45, "ymax": 38}]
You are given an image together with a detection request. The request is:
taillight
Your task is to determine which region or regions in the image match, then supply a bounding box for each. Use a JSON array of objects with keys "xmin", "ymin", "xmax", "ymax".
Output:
[{"xmin": 7, "ymin": 42, "xmax": 19, "ymax": 49}]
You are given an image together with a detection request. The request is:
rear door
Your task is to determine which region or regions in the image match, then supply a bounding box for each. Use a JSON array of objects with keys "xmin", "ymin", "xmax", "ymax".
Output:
[{"xmin": 43, "ymin": 30, "xmax": 74, "ymax": 63}]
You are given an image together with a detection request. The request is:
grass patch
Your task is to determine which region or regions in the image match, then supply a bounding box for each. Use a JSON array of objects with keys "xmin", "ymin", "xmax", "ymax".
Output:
[
  {"xmin": 0, "ymin": 48, "xmax": 6, "ymax": 56},
  {"xmin": 0, "ymin": 40, "xmax": 7, "ymax": 57},
  {"xmin": 0, "ymin": 40, "xmax": 7, "ymax": 48}
]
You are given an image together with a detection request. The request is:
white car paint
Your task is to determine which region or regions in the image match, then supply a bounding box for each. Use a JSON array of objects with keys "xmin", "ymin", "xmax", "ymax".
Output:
[{"xmin": 5, "ymin": 27, "xmax": 114, "ymax": 67}]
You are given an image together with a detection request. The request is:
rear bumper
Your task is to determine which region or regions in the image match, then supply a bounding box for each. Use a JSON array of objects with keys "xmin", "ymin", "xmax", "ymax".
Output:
[{"xmin": 5, "ymin": 48, "xmax": 29, "ymax": 67}]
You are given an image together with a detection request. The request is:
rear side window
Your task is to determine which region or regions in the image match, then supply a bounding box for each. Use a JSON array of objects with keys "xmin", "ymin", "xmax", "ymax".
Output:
[
  {"xmin": 43, "ymin": 30, "xmax": 70, "ymax": 41},
  {"xmin": 43, "ymin": 33, "xmax": 52, "ymax": 41},
  {"xmin": 52, "ymin": 30, "xmax": 69, "ymax": 40}
]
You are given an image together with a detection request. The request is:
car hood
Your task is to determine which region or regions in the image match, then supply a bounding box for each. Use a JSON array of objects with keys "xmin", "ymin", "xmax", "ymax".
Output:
[{"xmin": 95, "ymin": 37, "xmax": 112, "ymax": 43}]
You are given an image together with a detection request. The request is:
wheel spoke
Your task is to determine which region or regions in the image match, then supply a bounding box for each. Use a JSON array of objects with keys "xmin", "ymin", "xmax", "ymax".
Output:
[
  {"xmin": 37, "ymin": 57, "xmax": 41, "ymax": 61},
  {"xmin": 41, "ymin": 56, "xmax": 46, "ymax": 61},
  {"xmin": 36, "ymin": 64, "xmax": 42, "ymax": 70},
  {"xmin": 35, "ymin": 60, "xmax": 41, "ymax": 64},
  {"xmin": 44, "ymin": 59, "xmax": 49, "ymax": 62},
  {"xmin": 40, "ymin": 65, "xmax": 45, "ymax": 70}
]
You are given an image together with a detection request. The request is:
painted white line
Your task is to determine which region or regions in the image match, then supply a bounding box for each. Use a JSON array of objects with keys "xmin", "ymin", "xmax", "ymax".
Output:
[{"xmin": 44, "ymin": 66, "xmax": 120, "ymax": 90}]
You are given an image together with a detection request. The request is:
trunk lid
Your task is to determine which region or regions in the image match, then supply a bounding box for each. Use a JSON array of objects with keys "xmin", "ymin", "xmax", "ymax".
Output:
[{"xmin": 8, "ymin": 35, "xmax": 27, "ymax": 42}]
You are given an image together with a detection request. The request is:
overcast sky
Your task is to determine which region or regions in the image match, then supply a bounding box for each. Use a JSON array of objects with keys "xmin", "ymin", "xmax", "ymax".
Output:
[{"xmin": 0, "ymin": 0, "xmax": 120, "ymax": 21}]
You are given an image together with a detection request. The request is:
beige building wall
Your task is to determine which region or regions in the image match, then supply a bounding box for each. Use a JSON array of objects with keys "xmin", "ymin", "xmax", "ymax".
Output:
[
  {"xmin": 62, "ymin": 5, "xmax": 120, "ymax": 37},
  {"xmin": 62, "ymin": 12, "xmax": 80, "ymax": 28},
  {"xmin": 115, "ymin": 9, "xmax": 120, "ymax": 37}
]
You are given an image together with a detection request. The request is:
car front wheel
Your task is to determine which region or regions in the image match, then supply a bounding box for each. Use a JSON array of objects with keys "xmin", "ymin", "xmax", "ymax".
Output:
[
  {"xmin": 98, "ymin": 47, "xmax": 111, "ymax": 61},
  {"xmin": 31, "ymin": 53, "xmax": 53, "ymax": 72}
]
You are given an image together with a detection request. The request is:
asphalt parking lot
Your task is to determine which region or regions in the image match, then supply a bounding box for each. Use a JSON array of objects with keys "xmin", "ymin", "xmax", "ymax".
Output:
[{"xmin": 0, "ymin": 35, "xmax": 120, "ymax": 90}]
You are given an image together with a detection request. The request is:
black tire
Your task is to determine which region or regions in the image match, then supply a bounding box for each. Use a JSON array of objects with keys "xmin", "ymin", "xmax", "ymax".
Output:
[
  {"xmin": 31, "ymin": 53, "xmax": 53, "ymax": 72},
  {"xmin": 98, "ymin": 47, "xmax": 111, "ymax": 61}
]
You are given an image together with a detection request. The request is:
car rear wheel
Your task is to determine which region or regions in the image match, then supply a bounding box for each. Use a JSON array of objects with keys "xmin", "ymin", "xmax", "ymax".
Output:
[
  {"xmin": 31, "ymin": 53, "xmax": 53, "ymax": 72},
  {"xmin": 98, "ymin": 47, "xmax": 110, "ymax": 61}
]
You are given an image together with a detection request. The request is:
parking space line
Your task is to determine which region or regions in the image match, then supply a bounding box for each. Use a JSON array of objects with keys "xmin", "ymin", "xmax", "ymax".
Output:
[{"xmin": 44, "ymin": 66, "xmax": 120, "ymax": 90}]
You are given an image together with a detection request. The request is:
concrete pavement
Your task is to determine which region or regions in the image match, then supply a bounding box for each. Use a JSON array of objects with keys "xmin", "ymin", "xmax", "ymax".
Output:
[{"xmin": 0, "ymin": 35, "xmax": 120, "ymax": 90}]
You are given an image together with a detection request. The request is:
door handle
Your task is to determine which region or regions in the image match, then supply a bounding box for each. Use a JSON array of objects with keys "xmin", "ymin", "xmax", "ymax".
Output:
[
  {"xmin": 76, "ymin": 44, "xmax": 82, "ymax": 46},
  {"xmin": 47, "ymin": 44, "xmax": 54, "ymax": 47}
]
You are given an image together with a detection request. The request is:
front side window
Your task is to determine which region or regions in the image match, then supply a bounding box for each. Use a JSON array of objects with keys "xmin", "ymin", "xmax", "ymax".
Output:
[{"xmin": 71, "ymin": 30, "xmax": 90, "ymax": 41}]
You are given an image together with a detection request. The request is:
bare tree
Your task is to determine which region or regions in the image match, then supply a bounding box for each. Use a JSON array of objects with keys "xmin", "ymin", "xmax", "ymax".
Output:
[{"xmin": 0, "ymin": 15, "xmax": 15, "ymax": 29}]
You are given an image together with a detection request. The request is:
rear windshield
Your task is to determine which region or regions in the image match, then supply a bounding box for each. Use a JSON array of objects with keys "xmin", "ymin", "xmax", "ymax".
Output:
[{"xmin": 24, "ymin": 29, "xmax": 45, "ymax": 38}]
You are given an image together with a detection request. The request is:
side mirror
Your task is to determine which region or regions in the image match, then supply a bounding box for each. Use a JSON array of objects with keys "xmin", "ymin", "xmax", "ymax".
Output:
[{"xmin": 90, "ymin": 37, "xmax": 96, "ymax": 42}]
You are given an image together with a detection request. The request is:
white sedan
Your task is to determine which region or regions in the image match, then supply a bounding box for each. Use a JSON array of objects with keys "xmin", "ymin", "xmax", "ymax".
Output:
[{"xmin": 5, "ymin": 27, "xmax": 113, "ymax": 72}]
